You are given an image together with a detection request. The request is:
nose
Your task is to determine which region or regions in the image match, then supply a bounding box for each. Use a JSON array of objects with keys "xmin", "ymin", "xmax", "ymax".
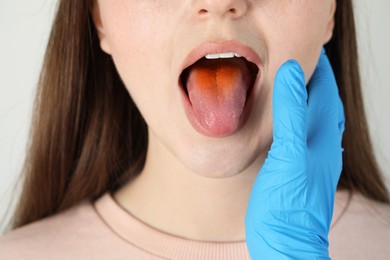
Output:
[{"xmin": 193, "ymin": 0, "xmax": 249, "ymax": 20}]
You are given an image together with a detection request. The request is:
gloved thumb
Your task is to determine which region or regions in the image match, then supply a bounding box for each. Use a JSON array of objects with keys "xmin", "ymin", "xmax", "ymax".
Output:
[{"xmin": 269, "ymin": 60, "xmax": 308, "ymax": 165}]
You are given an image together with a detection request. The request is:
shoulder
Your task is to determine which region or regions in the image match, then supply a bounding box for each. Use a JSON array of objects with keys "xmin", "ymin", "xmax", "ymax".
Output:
[
  {"xmin": 330, "ymin": 190, "xmax": 390, "ymax": 259},
  {"xmin": 0, "ymin": 198, "xmax": 113, "ymax": 260}
]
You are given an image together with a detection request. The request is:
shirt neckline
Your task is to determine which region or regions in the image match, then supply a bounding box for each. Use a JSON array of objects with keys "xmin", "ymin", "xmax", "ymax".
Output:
[{"xmin": 93, "ymin": 192, "xmax": 251, "ymax": 259}]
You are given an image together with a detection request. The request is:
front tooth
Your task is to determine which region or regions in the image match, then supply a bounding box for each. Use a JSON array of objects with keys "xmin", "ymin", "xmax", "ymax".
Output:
[
  {"xmin": 205, "ymin": 53, "xmax": 220, "ymax": 59},
  {"xmin": 219, "ymin": 52, "xmax": 235, "ymax": 58},
  {"xmin": 234, "ymin": 53, "xmax": 242, "ymax": 58}
]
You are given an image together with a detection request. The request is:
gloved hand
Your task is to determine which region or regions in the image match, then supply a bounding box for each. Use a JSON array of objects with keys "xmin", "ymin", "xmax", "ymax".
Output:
[{"xmin": 245, "ymin": 49, "xmax": 345, "ymax": 259}]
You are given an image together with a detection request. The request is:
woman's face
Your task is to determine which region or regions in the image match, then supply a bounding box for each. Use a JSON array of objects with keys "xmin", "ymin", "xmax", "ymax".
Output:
[{"xmin": 92, "ymin": 0, "xmax": 336, "ymax": 177}]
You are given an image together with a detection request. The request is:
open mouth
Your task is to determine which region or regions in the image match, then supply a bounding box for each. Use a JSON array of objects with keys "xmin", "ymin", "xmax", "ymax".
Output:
[{"xmin": 179, "ymin": 55, "xmax": 260, "ymax": 137}]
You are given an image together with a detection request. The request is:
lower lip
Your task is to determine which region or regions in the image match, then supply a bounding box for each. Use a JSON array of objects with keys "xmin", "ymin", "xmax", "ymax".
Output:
[{"xmin": 178, "ymin": 71, "xmax": 261, "ymax": 138}]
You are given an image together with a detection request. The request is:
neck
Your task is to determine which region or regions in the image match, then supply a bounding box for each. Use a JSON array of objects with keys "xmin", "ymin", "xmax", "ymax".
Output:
[{"xmin": 114, "ymin": 130, "xmax": 266, "ymax": 242}]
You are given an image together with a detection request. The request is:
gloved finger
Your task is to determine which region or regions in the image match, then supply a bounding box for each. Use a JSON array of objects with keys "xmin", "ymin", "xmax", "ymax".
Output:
[
  {"xmin": 337, "ymin": 95, "xmax": 345, "ymax": 138},
  {"xmin": 307, "ymin": 49, "xmax": 341, "ymax": 140},
  {"xmin": 269, "ymin": 60, "xmax": 308, "ymax": 163},
  {"xmin": 306, "ymin": 49, "xmax": 344, "ymax": 190}
]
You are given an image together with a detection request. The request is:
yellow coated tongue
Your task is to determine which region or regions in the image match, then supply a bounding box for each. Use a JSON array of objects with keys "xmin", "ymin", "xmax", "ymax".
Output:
[{"xmin": 186, "ymin": 58, "xmax": 252, "ymax": 136}]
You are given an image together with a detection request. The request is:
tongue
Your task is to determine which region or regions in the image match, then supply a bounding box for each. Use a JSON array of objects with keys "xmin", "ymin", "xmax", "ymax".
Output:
[{"xmin": 186, "ymin": 58, "xmax": 252, "ymax": 136}]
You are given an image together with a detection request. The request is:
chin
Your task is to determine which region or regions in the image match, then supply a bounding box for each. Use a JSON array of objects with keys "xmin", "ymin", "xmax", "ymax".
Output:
[
  {"xmin": 175, "ymin": 136, "xmax": 267, "ymax": 179},
  {"xmin": 190, "ymin": 165, "xmax": 252, "ymax": 179},
  {"xmin": 192, "ymin": 166, "xmax": 248, "ymax": 179},
  {"xmin": 189, "ymin": 154, "xmax": 263, "ymax": 179}
]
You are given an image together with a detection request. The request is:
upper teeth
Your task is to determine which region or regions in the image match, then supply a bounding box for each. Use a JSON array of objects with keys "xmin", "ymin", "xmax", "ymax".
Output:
[{"xmin": 205, "ymin": 52, "xmax": 242, "ymax": 59}]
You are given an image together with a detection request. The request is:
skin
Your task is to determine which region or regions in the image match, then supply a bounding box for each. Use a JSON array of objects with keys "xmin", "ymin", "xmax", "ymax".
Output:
[{"xmin": 92, "ymin": 0, "xmax": 336, "ymax": 241}]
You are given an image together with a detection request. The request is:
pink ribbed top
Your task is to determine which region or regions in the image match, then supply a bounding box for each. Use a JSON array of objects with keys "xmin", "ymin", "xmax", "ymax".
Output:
[{"xmin": 1, "ymin": 190, "xmax": 390, "ymax": 259}]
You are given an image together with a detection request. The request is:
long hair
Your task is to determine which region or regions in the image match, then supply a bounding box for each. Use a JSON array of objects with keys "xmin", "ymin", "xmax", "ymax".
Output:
[{"xmin": 8, "ymin": 0, "xmax": 390, "ymax": 230}]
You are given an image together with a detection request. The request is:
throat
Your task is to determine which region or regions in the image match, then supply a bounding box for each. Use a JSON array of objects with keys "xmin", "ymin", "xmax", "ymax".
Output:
[
  {"xmin": 112, "ymin": 141, "xmax": 261, "ymax": 241},
  {"xmin": 114, "ymin": 174, "xmax": 250, "ymax": 241}
]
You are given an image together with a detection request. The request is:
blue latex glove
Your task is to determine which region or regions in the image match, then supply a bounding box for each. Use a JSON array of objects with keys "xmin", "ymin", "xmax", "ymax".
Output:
[{"xmin": 245, "ymin": 49, "xmax": 345, "ymax": 259}]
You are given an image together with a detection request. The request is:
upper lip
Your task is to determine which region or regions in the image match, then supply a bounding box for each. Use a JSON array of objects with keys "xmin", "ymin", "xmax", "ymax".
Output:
[{"xmin": 179, "ymin": 40, "xmax": 262, "ymax": 73}]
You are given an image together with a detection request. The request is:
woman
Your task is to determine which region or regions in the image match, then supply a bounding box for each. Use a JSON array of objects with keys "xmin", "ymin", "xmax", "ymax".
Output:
[{"xmin": 1, "ymin": 0, "xmax": 389, "ymax": 259}]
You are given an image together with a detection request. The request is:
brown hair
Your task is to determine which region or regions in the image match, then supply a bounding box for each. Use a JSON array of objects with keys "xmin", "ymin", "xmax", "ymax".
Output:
[{"xmin": 7, "ymin": 0, "xmax": 390, "ymax": 230}]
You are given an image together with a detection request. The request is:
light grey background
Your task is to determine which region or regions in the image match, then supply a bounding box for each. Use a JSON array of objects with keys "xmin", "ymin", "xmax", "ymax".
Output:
[{"xmin": 1, "ymin": 1, "xmax": 389, "ymax": 233}]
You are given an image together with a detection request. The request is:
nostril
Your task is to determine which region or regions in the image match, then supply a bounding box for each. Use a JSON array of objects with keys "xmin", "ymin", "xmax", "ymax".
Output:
[
  {"xmin": 229, "ymin": 8, "xmax": 237, "ymax": 14},
  {"xmin": 199, "ymin": 9, "xmax": 208, "ymax": 15}
]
